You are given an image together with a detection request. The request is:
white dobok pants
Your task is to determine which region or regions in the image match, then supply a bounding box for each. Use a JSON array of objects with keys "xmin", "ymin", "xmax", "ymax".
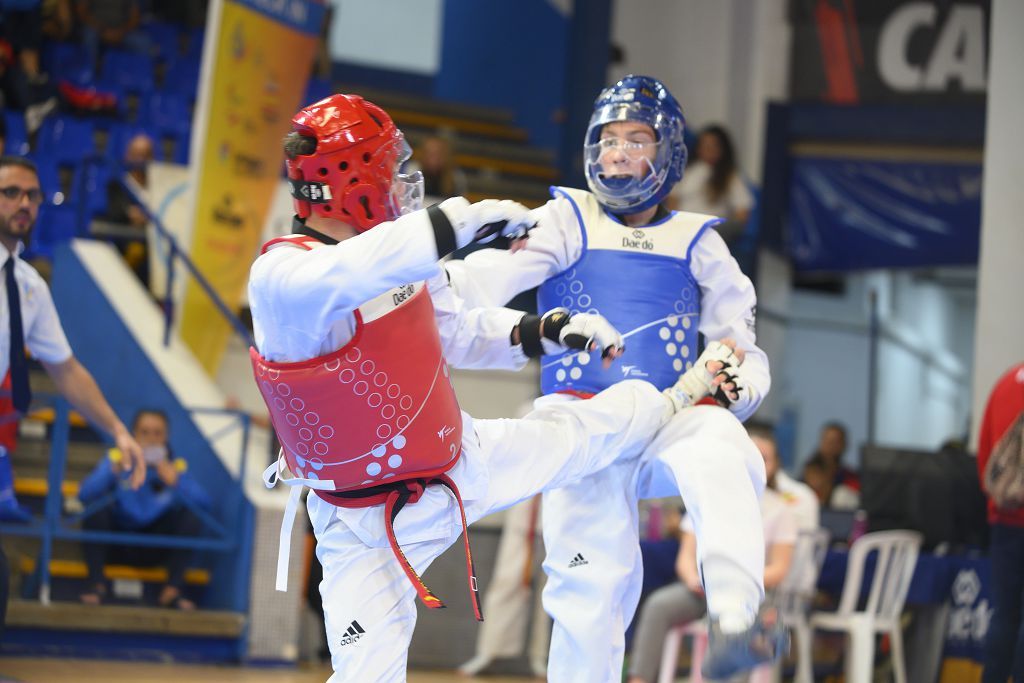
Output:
[
  {"xmin": 541, "ymin": 399, "xmax": 767, "ymax": 683},
  {"xmin": 309, "ymin": 380, "xmax": 667, "ymax": 682}
]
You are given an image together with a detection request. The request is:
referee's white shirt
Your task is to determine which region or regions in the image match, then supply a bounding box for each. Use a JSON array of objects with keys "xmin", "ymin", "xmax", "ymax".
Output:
[{"xmin": 0, "ymin": 241, "xmax": 73, "ymax": 379}]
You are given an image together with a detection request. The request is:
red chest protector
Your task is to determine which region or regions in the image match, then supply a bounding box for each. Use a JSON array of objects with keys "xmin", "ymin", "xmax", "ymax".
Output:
[{"xmin": 252, "ymin": 234, "xmax": 481, "ymax": 617}]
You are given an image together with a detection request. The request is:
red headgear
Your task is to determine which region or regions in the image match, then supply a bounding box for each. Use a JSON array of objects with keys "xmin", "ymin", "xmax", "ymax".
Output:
[{"xmin": 287, "ymin": 94, "xmax": 423, "ymax": 231}]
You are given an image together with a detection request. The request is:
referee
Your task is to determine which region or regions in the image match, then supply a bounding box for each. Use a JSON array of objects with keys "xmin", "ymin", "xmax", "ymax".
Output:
[{"xmin": 0, "ymin": 155, "xmax": 145, "ymax": 636}]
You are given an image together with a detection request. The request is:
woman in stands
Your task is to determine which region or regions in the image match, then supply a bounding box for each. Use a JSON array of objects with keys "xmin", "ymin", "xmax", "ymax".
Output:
[
  {"xmin": 671, "ymin": 124, "xmax": 753, "ymax": 224},
  {"xmin": 78, "ymin": 409, "xmax": 210, "ymax": 610}
]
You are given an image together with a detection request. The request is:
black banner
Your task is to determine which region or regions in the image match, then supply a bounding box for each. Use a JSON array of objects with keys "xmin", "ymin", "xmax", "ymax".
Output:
[{"xmin": 790, "ymin": 0, "xmax": 989, "ymax": 104}]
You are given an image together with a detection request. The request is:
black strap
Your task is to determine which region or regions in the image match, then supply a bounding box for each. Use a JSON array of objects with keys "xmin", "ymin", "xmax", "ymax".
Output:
[
  {"xmin": 325, "ymin": 480, "xmax": 407, "ymax": 501},
  {"xmin": 293, "ymin": 218, "xmax": 340, "ymax": 245},
  {"xmin": 288, "ymin": 177, "xmax": 333, "ymax": 204},
  {"xmin": 427, "ymin": 204, "xmax": 457, "ymax": 258},
  {"xmin": 517, "ymin": 314, "xmax": 544, "ymax": 358}
]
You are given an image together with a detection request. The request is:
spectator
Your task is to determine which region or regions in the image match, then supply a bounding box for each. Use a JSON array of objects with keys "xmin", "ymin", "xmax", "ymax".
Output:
[
  {"xmin": 977, "ymin": 362, "xmax": 1024, "ymax": 683},
  {"xmin": 77, "ymin": 408, "xmax": 210, "ymax": 610},
  {"xmin": 0, "ymin": 1, "xmax": 59, "ymax": 132},
  {"xmin": 749, "ymin": 421, "xmax": 820, "ymax": 531},
  {"xmin": 801, "ymin": 459, "xmax": 831, "ymax": 509},
  {"xmin": 101, "ymin": 132, "xmax": 152, "ymax": 285},
  {"xmin": 670, "ymin": 124, "xmax": 753, "ymax": 229},
  {"xmin": 801, "ymin": 421, "xmax": 860, "ymax": 510},
  {"xmin": 0, "ymin": 0, "xmax": 46, "ymax": 87},
  {"xmin": 76, "ymin": 0, "xmax": 152, "ymax": 71},
  {"xmin": 407, "ymin": 134, "xmax": 467, "ymax": 202},
  {"xmin": 626, "ymin": 424, "xmax": 798, "ymax": 683},
  {"xmin": 41, "ymin": 0, "xmax": 74, "ymax": 42}
]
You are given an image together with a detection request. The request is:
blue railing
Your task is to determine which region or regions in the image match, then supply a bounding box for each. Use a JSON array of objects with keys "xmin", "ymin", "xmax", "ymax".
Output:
[
  {"xmin": 0, "ymin": 395, "xmax": 251, "ymax": 607},
  {"xmin": 76, "ymin": 155, "xmax": 255, "ymax": 350}
]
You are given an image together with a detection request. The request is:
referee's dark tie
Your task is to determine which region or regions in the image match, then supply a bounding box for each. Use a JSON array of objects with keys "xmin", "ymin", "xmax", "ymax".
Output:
[{"xmin": 5, "ymin": 256, "xmax": 30, "ymax": 414}]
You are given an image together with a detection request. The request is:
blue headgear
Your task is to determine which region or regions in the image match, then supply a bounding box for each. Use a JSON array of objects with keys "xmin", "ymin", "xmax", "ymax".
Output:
[{"xmin": 584, "ymin": 75, "xmax": 687, "ymax": 213}]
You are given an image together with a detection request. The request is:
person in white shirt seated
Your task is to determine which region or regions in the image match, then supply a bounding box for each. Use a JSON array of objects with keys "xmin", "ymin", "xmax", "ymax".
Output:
[{"xmin": 746, "ymin": 422, "xmax": 820, "ymax": 532}]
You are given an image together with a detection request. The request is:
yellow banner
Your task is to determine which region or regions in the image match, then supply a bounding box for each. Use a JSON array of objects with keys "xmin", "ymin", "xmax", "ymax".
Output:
[{"xmin": 181, "ymin": 0, "xmax": 323, "ymax": 373}]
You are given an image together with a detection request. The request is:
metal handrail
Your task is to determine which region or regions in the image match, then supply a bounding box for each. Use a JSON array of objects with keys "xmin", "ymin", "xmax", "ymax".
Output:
[
  {"xmin": 0, "ymin": 394, "xmax": 251, "ymax": 606},
  {"xmin": 77, "ymin": 155, "xmax": 255, "ymax": 350}
]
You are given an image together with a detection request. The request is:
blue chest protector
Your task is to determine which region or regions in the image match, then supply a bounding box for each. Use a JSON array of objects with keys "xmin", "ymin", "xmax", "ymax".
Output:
[{"xmin": 537, "ymin": 187, "xmax": 719, "ymax": 395}]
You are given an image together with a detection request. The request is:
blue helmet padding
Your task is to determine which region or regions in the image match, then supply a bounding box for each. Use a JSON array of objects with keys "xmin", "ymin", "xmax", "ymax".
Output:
[{"xmin": 584, "ymin": 75, "xmax": 688, "ymax": 214}]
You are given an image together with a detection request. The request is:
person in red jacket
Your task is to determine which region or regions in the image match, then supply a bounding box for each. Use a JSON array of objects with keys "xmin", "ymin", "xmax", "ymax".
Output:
[{"xmin": 977, "ymin": 362, "xmax": 1024, "ymax": 683}]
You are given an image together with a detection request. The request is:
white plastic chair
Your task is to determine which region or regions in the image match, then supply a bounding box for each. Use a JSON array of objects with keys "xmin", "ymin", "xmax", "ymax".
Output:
[
  {"xmin": 807, "ymin": 529, "xmax": 922, "ymax": 683},
  {"xmin": 776, "ymin": 528, "xmax": 831, "ymax": 683},
  {"xmin": 657, "ymin": 617, "xmax": 707, "ymax": 683},
  {"xmin": 657, "ymin": 529, "xmax": 831, "ymax": 683}
]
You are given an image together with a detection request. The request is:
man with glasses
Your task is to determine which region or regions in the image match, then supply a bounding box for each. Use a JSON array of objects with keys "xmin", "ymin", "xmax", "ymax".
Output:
[
  {"xmin": 0, "ymin": 155, "xmax": 145, "ymax": 634},
  {"xmin": 447, "ymin": 76, "xmax": 782, "ymax": 681}
]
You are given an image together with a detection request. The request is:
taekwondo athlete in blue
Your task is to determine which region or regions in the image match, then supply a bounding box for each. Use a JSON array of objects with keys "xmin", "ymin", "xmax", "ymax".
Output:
[{"xmin": 446, "ymin": 75, "xmax": 785, "ymax": 682}]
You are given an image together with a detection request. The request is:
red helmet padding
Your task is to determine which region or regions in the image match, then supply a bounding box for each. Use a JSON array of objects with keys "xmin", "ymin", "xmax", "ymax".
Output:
[{"xmin": 287, "ymin": 94, "xmax": 404, "ymax": 231}]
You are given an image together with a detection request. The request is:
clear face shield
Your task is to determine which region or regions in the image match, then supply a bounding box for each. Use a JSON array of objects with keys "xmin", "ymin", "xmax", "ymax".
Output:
[
  {"xmin": 583, "ymin": 102, "xmax": 676, "ymax": 212},
  {"xmin": 387, "ymin": 138, "xmax": 424, "ymax": 218}
]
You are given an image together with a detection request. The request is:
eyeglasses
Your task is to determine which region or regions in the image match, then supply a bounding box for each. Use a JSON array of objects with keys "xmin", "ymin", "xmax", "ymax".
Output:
[
  {"xmin": 0, "ymin": 186, "xmax": 44, "ymax": 206},
  {"xmin": 592, "ymin": 137, "xmax": 656, "ymax": 160}
]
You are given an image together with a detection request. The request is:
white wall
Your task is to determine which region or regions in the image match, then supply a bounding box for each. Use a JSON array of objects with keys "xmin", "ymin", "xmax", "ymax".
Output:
[
  {"xmin": 328, "ymin": 0, "xmax": 444, "ymax": 75},
  {"xmin": 610, "ymin": 0, "xmax": 790, "ymax": 182},
  {"xmin": 770, "ymin": 270, "xmax": 973, "ymax": 470}
]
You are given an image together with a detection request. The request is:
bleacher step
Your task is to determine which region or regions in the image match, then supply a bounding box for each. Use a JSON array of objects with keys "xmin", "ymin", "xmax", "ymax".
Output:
[
  {"xmin": 19, "ymin": 557, "xmax": 210, "ymax": 585},
  {"xmin": 13, "ymin": 477, "xmax": 78, "ymax": 497},
  {"xmin": 402, "ymin": 128, "xmax": 555, "ymax": 166},
  {"xmin": 10, "ymin": 439, "xmax": 108, "ymax": 481},
  {"xmin": 388, "ymin": 107, "xmax": 528, "ymax": 143},
  {"xmin": 334, "ymin": 82, "xmax": 517, "ymax": 126},
  {"xmin": 7, "ymin": 599, "xmax": 244, "ymax": 637}
]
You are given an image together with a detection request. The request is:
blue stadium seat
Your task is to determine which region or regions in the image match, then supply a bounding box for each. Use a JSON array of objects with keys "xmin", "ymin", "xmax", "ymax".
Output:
[
  {"xmin": 25, "ymin": 154, "xmax": 65, "ymax": 205},
  {"xmin": 101, "ymin": 49, "xmax": 156, "ymax": 94},
  {"xmin": 35, "ymin": 115, "xmax": 98, "ymax": 166},
  {"xmin": 153, "ymin": 129, "xmax": 190, "ymax": 165},
  {"xmin": 25, "ymin": 203, "xmax": 82, "ymax": 261},
  {"xmin": 185, "ymin": 27, "xmax": 205, "ymax": 60},
  {"xmin": 163, "ymin": 57, "xmax": 200, "ymax": 102},
  {"xmin": 143, "ymin": 92, "xmax": 192, "ymax": 137},
  {"xmin": 91, "ymin": 117, "xmax": 125, "ymax": 158},
  {"xmin": 73, "ymin": 159, "xmax": 113, "ymax": 219},
  {"xmin": 142, "ymin": 21, "xmax": 184, "ymax": 64},
  {"xmin": 42, "ymin": 41, "xmax": 94, "ymax": 86},
  {"xmin": 2, "ymin": 110, "xmax": 30, "ymax": 156}
]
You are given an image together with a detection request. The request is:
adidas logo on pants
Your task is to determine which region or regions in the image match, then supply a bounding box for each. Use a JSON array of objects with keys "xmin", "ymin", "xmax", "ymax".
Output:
[
  {"xmin": 568, "ymin": 553, "xmax": 589, "ymax": 568},
  {"xmin": 340, "ymin": 620, "xmax": 365, "ymax": 646}
]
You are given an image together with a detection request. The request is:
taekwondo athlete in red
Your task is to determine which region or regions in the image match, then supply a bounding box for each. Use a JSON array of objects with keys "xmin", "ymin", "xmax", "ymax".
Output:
[
  {"xmin": 247, "ymin": 94, "xmax": 727, "ymax": 682},
  {"xmin": 446, "ymin": 76, "xmax": 786, "ymax": 681}
]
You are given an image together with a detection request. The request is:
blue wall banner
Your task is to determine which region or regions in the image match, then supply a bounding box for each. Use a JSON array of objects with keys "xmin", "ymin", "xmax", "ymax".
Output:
[{"xmin": 786, "ymin": 155, "xmax": 982, "ymax": 271}]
